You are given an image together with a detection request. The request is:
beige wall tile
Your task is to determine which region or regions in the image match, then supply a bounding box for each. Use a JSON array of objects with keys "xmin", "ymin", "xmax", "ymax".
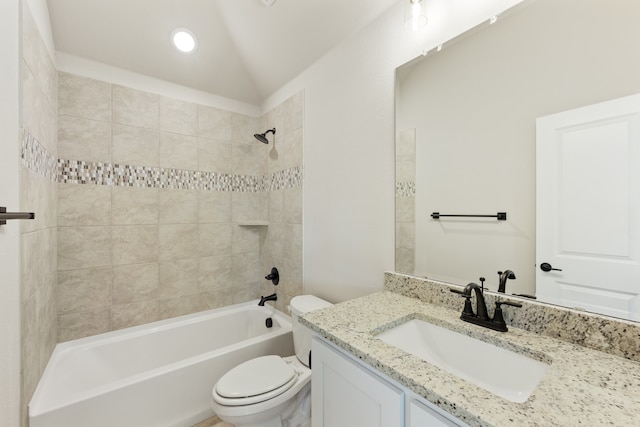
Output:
[
  {"xmin": 112, "ymin": 225, "xmax": 159, "ymax": 265},
  {"xmin": 198, "ymin": 105, "xmax": 232, "ymax": 140},
  {"xmin": 21, "ymin": 62, "xmax": 57, "ymax": 154},
  {"xmin": 57, "ymin": 268, "xmax": 112, "ymax": 315},
  {"xmin": 232, "ymin": 113, "xmax": 259, "ymax": 144},
  {"xmin": 199, "ymin": 290, "xmax": 234, "ymax": 310},
  {"xmin": 58, "ymin": 226, "xmax": 111, "ymax": 270},
  {"xmin": 157, "ymin": 293, "xmax": 210, "ymax": 320},
  {"xmin": 58, "ymin": 183, "xmax": 111, "ymax": 226},
  {"xmin": 232, "ymin": 192, "xmax": 261, "ymax": 222},
  {"xmin": 287, "ymin": 223, "xmax": 303, "ymax": 262},
  {"xmin": 21, "ymin": 2, "xmax": 57, "ymax": 111},
  {"xmin": 286, "ymin": 91, "xmax": 304, "ymax": 132},
  {"xmin": 112, "ymin": 187, "xmax": 158, "ymax": 225},
  {"xmin": 159, "ymin": 258, "xmax": 198, "ymax": 297},
  {"xmin": 198, "ymin": 190, "xmax": 232, "ymax": 223},
  {"xmin": 198, "ymin": 256, "xmax": 233, "ymax": 292},
  {"xmin": 198, "ymin": 223, "xmax": 232, "ymax": 258},
  {"xmin": 232, "ymin": 141, "xmax": 265, "ymax": 176},
  {"xmin": 232, "ymin": 225, "xmax": 260, "ymax": 255},
  {"xmin": 20, "ymin": 167, "xmax": 57, "ymax": 233},
  {"xmin": 230, "ymin": 281, "xmax": 258, "ymax": 304},
  {"xmin": 281, "ymin": 258, "xmax": 303, "ymax": 298},
  {"xmin": 112, "ymin": 124, "xmax": 159, "ymax": 167},
  {"xmin": 111, "ymin": 300, "xmax": 160, "ymax": 331},
  {"xmin": 283, "ymin": 187, "xmax": 302, "ymax": 224},
  {"xmin": 51, "ymin": 79, "xmax": 304, "ymax": 342},
  {"xmin": 232, "ymin": 252, "xmax": 260, "ymax": 285},
  {"xmin": 159, "ymin": 224, "xmax": 198, "ymax": 261},
  {"xmin": 268, "ymin": 189, "xmax": 284, "ymax": 224},
  {"xmin": 264, "ymin": 223, "xmax": 285, "ymax": 259},
  {"xmin": 58, "ymin": 309, "xmax": 111, "ymax": 342},
  {"xmin": 21, "ymin": 229, "xmax": 56, "ymax": 302},
  {"xmin": 198, "ymin": 137, "xmax": 232, "ymax": 174},
  {"xmin": 112, "ymin": 85, "xmax": 158, "ymax": 129},
  {"xmin": 396, "ymin": 196, "xmax": 415, "ymax": 223},
  {"xmin": 281, "ymin": 127, "xmax": 303, "ymax": 170},
  {"xmin": 159, "ymin": 132, "xmax": 198, "ymax": 170},
  {"xmin": 112, "ymin": 263, "xmax": 160, "ymax": 305},
  {"xmin": 58, "ymin": 72, "xmax": 111, "ymax": 121},
  {"xmin": 159, "ymin": 96, "xmax": 197, "ymax": 136},
  {"xmin": 159, "ymin": 189, "xmax": 198, "ymax": 224},
  {"xmin": 58, "ymin": 115, "xmax": 111, "ymax": 162},
  {"xmin": 21, "ymin": 294, "xmax": 42, "ymax": 412}
]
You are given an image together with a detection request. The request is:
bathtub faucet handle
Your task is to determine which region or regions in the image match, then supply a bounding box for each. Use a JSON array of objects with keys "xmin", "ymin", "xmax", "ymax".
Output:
[
  {"xmin": 258, "ymin": 293, "xmax": 278, "ymax": 306},
  {"xmin": 265, "ymin": 267, "xmax": 279, "ymax": 285}
]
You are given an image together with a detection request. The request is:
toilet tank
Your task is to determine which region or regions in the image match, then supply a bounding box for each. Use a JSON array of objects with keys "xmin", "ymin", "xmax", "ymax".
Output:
[{"xmin": 289, "ymin": 295, "xmax": 332, "ymax": 367}]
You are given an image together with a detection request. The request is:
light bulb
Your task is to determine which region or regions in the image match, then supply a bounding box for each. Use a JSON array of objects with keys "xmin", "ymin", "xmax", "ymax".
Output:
[
  {"xmin": 405, "ymin": 0, "xmax": 427, "ymax": 31},
  {"xmin": 171, "ymin": 28, "xmax": 197, "ymax": 54}
]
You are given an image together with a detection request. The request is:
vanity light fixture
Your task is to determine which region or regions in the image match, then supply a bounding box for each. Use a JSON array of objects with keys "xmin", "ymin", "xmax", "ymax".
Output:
[
  {"xmin": 171, "ymin": 28, "xmax": 198, "ymax": 54},
  {"xmin": 405, "ymin": 0, "xmax": 427, "ymax": 31}
]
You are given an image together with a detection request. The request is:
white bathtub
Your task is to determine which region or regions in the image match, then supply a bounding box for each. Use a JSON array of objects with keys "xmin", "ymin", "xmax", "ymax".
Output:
[{"xmin": 29, "ymin": 300, "xmax": 294, "ymax": 427}]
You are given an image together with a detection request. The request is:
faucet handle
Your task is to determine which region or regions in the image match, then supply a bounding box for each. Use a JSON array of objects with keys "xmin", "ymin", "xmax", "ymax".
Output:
[
  {"xmin": 450, "ymin": 288, "xmax": 474, "ymax": 316},
  {"xmin": 491, "ymin": 300, "xmax": 522, "ymax": 332}
]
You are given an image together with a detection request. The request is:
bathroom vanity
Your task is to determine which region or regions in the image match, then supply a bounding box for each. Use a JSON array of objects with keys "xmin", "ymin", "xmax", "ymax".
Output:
[
  {"xmin": 312, "ymin": 335, "xmax": 465, "ymax": 426},
  {"xmin": 302, "ymin": 273, "xmax": 640, "ymax": 427}
]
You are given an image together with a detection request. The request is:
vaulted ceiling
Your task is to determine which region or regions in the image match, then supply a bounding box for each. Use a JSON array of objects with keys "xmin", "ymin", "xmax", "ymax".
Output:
[{"xmin": 47, "ymin": 0, "xmax": 400, "ymax": 105}]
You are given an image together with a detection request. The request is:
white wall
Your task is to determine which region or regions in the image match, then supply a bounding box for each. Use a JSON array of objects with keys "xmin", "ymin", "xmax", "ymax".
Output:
[
  {"xmin": 0, "ymin": 1, "xmax": 21, "ymax": 424},
  {"xmin": 263, "ymin": 0, "xmax": 523, "ymax": 303}
]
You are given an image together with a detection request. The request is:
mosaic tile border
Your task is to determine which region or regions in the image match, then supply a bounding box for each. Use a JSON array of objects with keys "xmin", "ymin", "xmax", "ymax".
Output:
[
  {"xmin": 57, "ymin": 160, "xmax": 302, "ymax": 192},
  {"xmin": 21, "ymin": 130, "xmax": 302, "ymax": 192},
  {"xmin": 21, "ymin": 129, "xmax": 57, "ymax": 182},
  {"xmin": 396, "ymin": 181, "xmax": 415, "ymax": 197}
]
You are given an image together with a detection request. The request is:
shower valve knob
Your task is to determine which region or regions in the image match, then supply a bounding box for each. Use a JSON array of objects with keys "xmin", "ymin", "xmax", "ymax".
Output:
[{"xmin": 265, "ymin": 267, "xmax": 279, "ymax": 285}]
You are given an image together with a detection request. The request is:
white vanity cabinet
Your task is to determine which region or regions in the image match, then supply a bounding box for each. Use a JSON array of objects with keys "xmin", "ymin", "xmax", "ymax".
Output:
[
  {"xmin": 311, "ymin": 336, "xmax": 403, "ymax": 426},
  {"xmin": 312, "ymin": 336, "xmax": 467, "ymax": 427},
  {"xmin": 407, "ymin": 398, "xmax": 462, "ymax": 427}
]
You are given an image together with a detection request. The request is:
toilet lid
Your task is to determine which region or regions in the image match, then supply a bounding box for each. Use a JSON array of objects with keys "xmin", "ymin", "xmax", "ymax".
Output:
[{"xmin": 215, "ymin": 355, "xmax": 296, "ymax": 400}]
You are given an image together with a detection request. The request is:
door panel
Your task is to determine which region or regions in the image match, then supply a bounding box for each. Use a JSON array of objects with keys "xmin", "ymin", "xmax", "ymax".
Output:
[{"xmin": 536, "ymin": 93, "xmax": 640, "ymax": 320}]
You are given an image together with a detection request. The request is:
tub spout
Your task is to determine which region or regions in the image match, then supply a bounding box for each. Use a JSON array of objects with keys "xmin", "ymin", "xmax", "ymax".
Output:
[{"xmin": 258, "ymin": 293, "xmax": 277, "ymax": 306}]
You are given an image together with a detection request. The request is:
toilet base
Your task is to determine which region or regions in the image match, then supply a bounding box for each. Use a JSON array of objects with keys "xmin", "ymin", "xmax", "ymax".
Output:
[
  {"xmin": 215, "ymin": 382, "xmax": 310, "ymax": 427},
  {"xmin": 212, "ymin": 355, "xmax": 312, "ymax": 427}
]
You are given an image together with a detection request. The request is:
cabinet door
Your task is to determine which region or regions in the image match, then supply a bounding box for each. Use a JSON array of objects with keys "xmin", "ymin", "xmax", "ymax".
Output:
[
  {"xmin": 312, "ymin": 337, "xmax": 404, "ymax": 427},
  {"xmin": 408, "ymin": 398, "xmax": 462, "ymax": 427}
]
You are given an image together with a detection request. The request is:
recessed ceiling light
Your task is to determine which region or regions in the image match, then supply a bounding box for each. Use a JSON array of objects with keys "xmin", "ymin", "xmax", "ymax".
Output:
[{"xmin": 171, "ymin": 28, "xmax": 197, "ymax": 54}]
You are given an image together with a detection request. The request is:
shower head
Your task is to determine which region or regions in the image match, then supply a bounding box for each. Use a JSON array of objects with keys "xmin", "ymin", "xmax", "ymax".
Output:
[{"xmin": 254, "ymin": 128, "xmax": 276, "ymax": 144}]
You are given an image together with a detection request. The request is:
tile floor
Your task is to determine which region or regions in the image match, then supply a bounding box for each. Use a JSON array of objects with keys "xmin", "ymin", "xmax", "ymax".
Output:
[{"xmin": 191, "ymin": 415, "xmax": 234, "ymax": 427}]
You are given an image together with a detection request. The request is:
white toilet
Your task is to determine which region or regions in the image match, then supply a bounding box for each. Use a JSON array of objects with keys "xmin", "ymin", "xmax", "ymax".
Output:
[{"xmin": 211, "ymin": 295, "xmax": 332, "ymax": 427}]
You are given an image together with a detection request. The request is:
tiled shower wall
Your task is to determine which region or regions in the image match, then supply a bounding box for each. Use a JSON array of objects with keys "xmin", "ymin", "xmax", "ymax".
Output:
[
  {"xmin": 395, "ymin": 128, "xmax": 416, "ymax": 274},
  {"xmin": 259, "ymin": 94, "xmax": 304, "ymax": 311},
  {"xmin": 19, "ymin": 1, "xmax": 58, "ymax": 425},
  {"xmin": 56, "ymin": 72, "xmax": 304, "ymax": 341}
]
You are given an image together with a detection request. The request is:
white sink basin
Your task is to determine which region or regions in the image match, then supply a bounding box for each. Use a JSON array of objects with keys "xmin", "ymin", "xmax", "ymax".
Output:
[{"xmin": 376, "ymin": 319, "xmax": 550, "ymax": 403}]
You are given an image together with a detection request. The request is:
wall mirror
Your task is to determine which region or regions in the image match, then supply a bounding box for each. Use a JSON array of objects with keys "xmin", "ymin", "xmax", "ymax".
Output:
[{"xmin": 395, "ymin": 0, "xmax": 640, "ymax": 320}]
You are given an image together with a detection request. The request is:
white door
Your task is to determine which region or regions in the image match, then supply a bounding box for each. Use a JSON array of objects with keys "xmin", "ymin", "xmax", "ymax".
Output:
[{"xmin": 536, "ymin": 93, "xmax": 640, "ymax": 320}]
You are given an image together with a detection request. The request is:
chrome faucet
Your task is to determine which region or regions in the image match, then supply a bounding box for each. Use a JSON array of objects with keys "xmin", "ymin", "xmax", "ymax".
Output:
[
  {"xmin": 258, "ymin": 293, "xmax": 277, "ymax": 306},
  {"xmin": 497, "ymin": 270, "xmax": 516, "ymax": 293}
]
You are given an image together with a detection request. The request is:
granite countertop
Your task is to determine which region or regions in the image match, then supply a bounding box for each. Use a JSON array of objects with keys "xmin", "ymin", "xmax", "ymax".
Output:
[{"xmin": 301, "ymin": 291, "xmax": 640, "ymax": 427}]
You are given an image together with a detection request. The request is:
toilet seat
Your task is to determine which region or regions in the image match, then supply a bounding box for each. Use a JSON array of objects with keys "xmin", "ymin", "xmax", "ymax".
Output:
[{"xmin": 213, "ymin": 355, "xmax": 297, "ymax": 406}]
